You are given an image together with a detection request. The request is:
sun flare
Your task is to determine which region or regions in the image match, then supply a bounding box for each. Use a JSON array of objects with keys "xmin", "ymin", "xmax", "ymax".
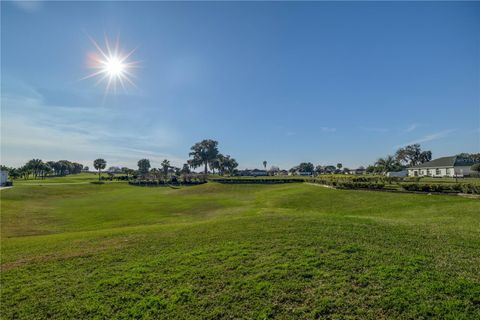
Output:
[
  {"xmin": 83, "ymin": 35, "xmax": 138, "ymax": 94},
  {"xmin": 104, "ymin": 56, "xmax": 125, "ymax": 77}
]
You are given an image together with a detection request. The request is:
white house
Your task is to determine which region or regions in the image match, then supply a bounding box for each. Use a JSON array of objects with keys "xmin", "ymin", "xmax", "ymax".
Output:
[{"xmin": 407, "ymin": 156, "xmax": 476, "ymax": 178}]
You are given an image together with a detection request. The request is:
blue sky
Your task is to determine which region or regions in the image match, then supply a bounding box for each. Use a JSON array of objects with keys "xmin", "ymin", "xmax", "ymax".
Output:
[{"xmin": 1, "ymin": 1, "xmax": 479, "ymax": 170}]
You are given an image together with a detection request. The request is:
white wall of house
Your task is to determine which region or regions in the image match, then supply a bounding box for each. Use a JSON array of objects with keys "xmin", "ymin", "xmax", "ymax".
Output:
[{"xmin": 408, "ymin": 166, "xmax": 472, "ymax": 177}]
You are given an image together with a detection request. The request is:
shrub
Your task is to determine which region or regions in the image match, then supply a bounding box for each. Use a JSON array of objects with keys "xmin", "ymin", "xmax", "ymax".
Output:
[
  {"xmin": 461, "ymin": 184, "xmax": 480, "ymax": 194},
  {"xmin": 213, "ymin": 178, "xmax": 303, "ymax": 184},
  {"xmin": 128, "ymin": 179, "xmax": 207, "ymax": 187},
  {"xmin": 399, "ymin": 183, "xmax": 478, "ymax": 194},
  {"xmin": 335, "ymin": 181, "xmax": 385, "ymax": 190}
]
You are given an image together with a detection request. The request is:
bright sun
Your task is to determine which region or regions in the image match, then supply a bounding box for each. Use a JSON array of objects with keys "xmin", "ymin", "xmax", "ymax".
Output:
[
  {"xmin": 104, "ymin": 56, "xmax": 126, "ymax": 77},
  {"xmin": 83, "ymin": 35, "xmax": 138, "ymax": 94}
]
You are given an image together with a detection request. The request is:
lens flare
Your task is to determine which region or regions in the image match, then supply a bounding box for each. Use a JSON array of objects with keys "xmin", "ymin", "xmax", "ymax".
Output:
[{"xmin": 83, "ymin": 35, "xmax": 138, "ymax": 94}]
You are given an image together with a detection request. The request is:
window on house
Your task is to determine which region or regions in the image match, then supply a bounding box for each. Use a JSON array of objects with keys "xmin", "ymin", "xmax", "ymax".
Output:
[
  {"xmin": 446, "ymin": 168, "xmax": 451, "ymax": 175},
  {"xmin": 436, "ymin": 169, "xmax": 441, "ymax": 175}
]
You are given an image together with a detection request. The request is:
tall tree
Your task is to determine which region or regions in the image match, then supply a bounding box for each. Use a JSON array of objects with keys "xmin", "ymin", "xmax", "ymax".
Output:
[
  {"xmin": 137, "ymin": 159, "xmax": 151, "ymax": 177},
  {"xmin": 180, "ymin": 163, "xmax": 191, "ymax": 174},
  {"xmin": 72, "ymin": 163, "xmax": 84, "ymax": 174},
  {"xmin": 121, "ymin": 167, "xmax": 131, "ymax": 179},
  {"xmin": 298, "ymin": 162, "xmax": 314, "ymax": 173},
  {"xmin": 161, "ymin": 159, "xmax": 171, "ymax": 177},
  {"xmin": 324, "ymin": 165, "xmax": 336, "ymax": 174},
  {"xmin": 8, "ymin": 168, "xmax": 20, "ymax": 180},
  {"xmin": 337, "ymin": 163, "xmax": 343, "ymax": 170},
  {"xmin": 395, "ymin": 144, "xmax": 432, "ymax": 166},
  {"xmin": 150, "ymin": 168, "xmax": 160, "ymax": 181},
  {"xmin": 263, "ymin": 161, "xmax": 267, "ymax": 171},
  {"xmin": 315, "ymin": 165, "xmax": 324, "ymax": 175},
  {"xmin": 188, "ymin": 139, "xmax": 219, "ymax": 174},
  {"xmin": 211, "ymin": 154, "xmax": 225, "ymax": 175},
  {"xmin": 25, "ymin": 159, "xmax": 43, "ymax": 179},
  {"xmin": 93, "ymin": 159, "xmax": 107, "ymax": 181},
  {"xmin": 224, "ymin": 156, "xmax": 238, "ymax": 175}
]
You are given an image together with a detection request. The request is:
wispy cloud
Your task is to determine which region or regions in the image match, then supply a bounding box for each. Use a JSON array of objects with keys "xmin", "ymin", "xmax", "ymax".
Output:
[
  {"xmin": 1, "ymin": 88, "xmax": 183, "ymax": 168},
  {"xmin": 395, "ymin": 129, "xmax": 456, "ymax": 148},
  {"xmin": 12, "ymin": 0, "xmax": 44, "ymax": 12},
  {"xmin": 404, "ymin": 123, "xmax": 419, "ymax": 133}
]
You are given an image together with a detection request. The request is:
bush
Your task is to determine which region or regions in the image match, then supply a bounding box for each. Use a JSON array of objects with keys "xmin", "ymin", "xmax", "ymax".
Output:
[
  {"xmin": 399, "ymin": 183, "xmax": 479, "ymax": 194},
  {"xmin": 310, "ymin": 179, "xmax": 385, "ymax": 190},
  {"xmin": 128, "ymin": 179, "xmax": 207, "ymax": 187},
  {"xmin": 335, "ymin": 181, "xmax": 385, "ymax": 190},
  {"xmin": 460, "ymin": 184, "xmax": 480, "ymax": 194},
  {"xmin": 213, "ymin": 178, "xmax": 303, "ymax": 184},
  {"xmin": 90, "ymin": 181, "xmax": 105, "ymax": 185}
]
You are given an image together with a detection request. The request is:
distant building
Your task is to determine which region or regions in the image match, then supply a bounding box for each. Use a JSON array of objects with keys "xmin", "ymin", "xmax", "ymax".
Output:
[
  {"xmin": 386, "ymin": 170, "xmax": 408, "ymax": 177},
  {"xmin": 407, "ymin": 156, "xmax": 477, "ymax": 178},
  {"xmin": 250, "ymin": 169, "xmax": 268, "ymax": 176},
  {"xmin": 1, "ymin": 170, "xmax": 10, "ymax": 186},
  {"xmin": 296, "ymin": 171, "xmax": 313, "ymax": 176},
  {"xmin": 348, "ymin": 167, "xmax": 366, "ymax": 175},
  {"xmin": 237, "ymin": 169, "xmax": 268, "ymax": 176}
]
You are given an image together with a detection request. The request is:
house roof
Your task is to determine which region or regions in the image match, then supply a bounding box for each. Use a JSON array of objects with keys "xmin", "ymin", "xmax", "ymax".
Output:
[{"xmin": 409, "ymin": 156, "xmax": 475, "ymax": 169}]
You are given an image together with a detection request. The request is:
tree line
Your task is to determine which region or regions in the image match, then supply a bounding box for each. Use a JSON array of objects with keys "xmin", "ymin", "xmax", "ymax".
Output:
[
  {"xmin": 91, "ymin": 139, "xmax": 240, "ymax": 181},
  {"xmin": 1, "ymin": 159, "xmax": 85, "ymax": 180},
  {"xmin": 2, "ymin": 141, "xmax": 478, "ymax": 181}
]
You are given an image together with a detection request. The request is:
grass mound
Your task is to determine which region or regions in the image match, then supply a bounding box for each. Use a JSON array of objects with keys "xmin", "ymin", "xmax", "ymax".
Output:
[{"xmin": 1, "ymin": 182, "xmax": 479, "ymax": 318}]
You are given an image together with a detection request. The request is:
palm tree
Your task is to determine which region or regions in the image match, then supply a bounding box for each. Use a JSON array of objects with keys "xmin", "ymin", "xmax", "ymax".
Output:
[
  {"xmin": 93, "ymin": 159, "xmax": 107, "ymax": 181},
  {"xmin": 375, "ymin": 155, "xmax": 400, "ymax": 174},
  {"xmin": 150, "ymin": 168, "xmax": 160, "ymax": 181},
  {"xmin": 225, "ymin": 156, "xmax": 238, "ymax": 175},
  {"xmin": 188, "ymin": 139, "xmax": 219, "ymax": 174},
  {"xmin": 25, "ymin": 159, "xmax": 43, "ymax": 179},
  {"xmin": 161, "ymin": 159, "xmax": 171, "ymax": 178}
]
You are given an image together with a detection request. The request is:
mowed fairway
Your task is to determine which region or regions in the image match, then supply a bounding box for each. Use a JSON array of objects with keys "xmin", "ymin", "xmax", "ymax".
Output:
[{"xmin": 1, "ymin": 182, "xmax": 480, "ymax": 319}]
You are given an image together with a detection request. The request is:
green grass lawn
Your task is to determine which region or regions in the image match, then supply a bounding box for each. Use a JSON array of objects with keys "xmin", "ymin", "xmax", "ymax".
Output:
[{"xmin": 1, "ymin": 181, "xmax": 479, "ymax": 319}]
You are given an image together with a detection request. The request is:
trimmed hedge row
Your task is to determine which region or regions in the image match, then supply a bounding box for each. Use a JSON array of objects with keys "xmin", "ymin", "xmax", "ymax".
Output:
[
  {"xmin": 213, "ymin": 178, "xmax": 304, "ymax": 184},
  {"xmin": 129, "ymin": 180, "xmax": 206, "ymax": 187},
  {"xmin": 400, "ymin": 183, "xmax": 479, "ymax": 194},
  {"xmin": 335, "ymin": 181, "xmax": 385, "ymax": 190},
  {"xmin": 311, "ymin": 179, "xmax": 385, "ymax": 190}
]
